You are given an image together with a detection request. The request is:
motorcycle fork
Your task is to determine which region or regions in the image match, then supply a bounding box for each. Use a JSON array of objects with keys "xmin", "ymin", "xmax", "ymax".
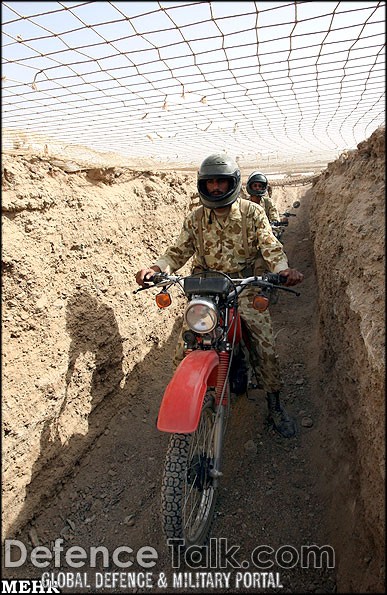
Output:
[{"xmin": 210, "ymin": 350, "xmax": 230, "ymax": 485}]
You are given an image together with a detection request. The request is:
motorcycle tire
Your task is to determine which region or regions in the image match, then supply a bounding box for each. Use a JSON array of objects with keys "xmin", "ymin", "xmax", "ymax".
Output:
[{"xmin": 161, "ymin": 392, "xmax": 218, "ymax": 548}]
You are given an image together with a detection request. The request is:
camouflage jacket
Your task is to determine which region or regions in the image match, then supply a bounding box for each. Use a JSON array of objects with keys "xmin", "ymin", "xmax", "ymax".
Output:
[
  {"xmin": 240, "ymin": 188, "xmax": 280, "ymax": 222},
  {"xmin": 262, "ymin": 193, "xmax": 280, "ymax": 222},
  {"xmin": 153, "ymin": 197, "xmax": 288, "ymax": 275}
]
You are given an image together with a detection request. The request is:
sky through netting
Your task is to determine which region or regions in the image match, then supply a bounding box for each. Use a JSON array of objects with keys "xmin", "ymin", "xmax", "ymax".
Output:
[{"xmin": 2, "ymin": 1, "xmax": 385, "ymax": 165}]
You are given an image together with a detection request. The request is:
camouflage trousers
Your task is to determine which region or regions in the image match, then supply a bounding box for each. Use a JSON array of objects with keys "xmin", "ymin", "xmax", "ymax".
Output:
[{"xmin": 173, "ymin": 291, "xmax": 281, "ymax": 393}]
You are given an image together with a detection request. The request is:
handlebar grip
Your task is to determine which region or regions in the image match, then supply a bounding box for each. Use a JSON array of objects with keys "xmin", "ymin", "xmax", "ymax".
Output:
[
  {"xmin": 265, "ymin": 273, "xmax": 288, "ymax": 285},
  {"xmin": 146, "ymin": 272, "xmax": 166, "ymax": 284},
  {"xmin": 278, "ymin": 274, "xmax": 288, "ymax": 284},
  {"xmin": 134, "ymin": 271, "xmax": 168, "ymax": 294}
]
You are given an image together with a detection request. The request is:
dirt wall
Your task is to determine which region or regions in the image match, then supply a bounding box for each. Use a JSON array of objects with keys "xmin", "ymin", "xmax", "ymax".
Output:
[
  {"xmin": 308, "ymin": 125, "xmax": 385, "ymax": 591},
  {"xmin": 2, "ymin": 160, "xmax": 197, "ymax": 538}
]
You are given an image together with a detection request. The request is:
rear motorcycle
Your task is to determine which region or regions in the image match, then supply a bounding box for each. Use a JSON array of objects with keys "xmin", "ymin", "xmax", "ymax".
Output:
[
  {"xmin": 134, "ymin": 270, "xmax": 300, "ymax": 548},
  {"xmin": 271, "ymin": 199, "xmax": 300, "ymax": 241}
]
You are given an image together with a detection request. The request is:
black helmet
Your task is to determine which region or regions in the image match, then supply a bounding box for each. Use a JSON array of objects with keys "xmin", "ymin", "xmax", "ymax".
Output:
[
  {"xmin": 246, "ymin": 171, "xmax": 268, "ymax": 197},
  {"xmin": 197, "ymin": 153, "xmax": 241, "ymax": 209}
]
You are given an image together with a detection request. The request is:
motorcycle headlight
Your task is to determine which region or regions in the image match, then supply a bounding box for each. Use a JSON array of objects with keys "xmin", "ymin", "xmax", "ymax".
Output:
[{"xmin": 184, "ymin": 298, "xmax": 218, "ymax": 334}]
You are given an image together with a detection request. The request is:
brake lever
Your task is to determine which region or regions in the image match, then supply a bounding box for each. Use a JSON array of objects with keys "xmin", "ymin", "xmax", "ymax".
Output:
[
  {"xmin": 133, "ymin": 284, "xmax": 153, "ymax": 294},
  {"xmin": 253, "ymin": 281, "xmax": 299, "ymax": 296},
  {"xmin": 278, "ymin": 286, "xmax": 300, "ymax": 296}
]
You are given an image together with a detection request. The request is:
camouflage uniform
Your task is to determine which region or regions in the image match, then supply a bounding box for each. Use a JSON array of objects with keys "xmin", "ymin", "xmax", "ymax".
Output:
[
  {"xmin": 153, "ymin": 197, "xmax": 289, "ymax": 392},
  {"xmin": 242, "ymin": 186, "xmax": 280, "ymax": 222},
  {"xmin": 261, "ymin": 193, "xmax": 280, "ymax": 223}
]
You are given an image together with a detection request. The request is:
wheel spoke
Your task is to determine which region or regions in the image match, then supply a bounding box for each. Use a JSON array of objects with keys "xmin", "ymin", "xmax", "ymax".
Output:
[{"xmin": 183, "ymin": 406, "xmax": 215, "ymax": 539}]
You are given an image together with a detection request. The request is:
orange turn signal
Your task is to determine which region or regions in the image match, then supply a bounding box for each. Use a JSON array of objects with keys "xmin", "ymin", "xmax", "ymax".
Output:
[
  {"xmin": 155, "ymin": 291, "xmax": 172, "ymax": 309},
  {"xmin": 252, "ymin": 295, "xmax": 269, "ymax": 312}
]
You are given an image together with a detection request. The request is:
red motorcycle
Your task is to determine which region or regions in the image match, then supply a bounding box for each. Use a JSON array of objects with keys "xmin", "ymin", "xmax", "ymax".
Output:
[{"xmin": 134, "ymin": 270, "xmax": 300, "ymax": 548}]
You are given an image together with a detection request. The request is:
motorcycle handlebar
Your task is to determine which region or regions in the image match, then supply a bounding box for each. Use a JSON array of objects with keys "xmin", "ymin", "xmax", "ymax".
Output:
[
  {"xmin": 237, "ymin": 273, "xmax": 300, "ymax": 296},
  {"xmin": 147, "ymin": 272, "xmax": 169, "ymax": 284},
  {"xmin": 147, "ymin": 271, "xmax": 288, "ymax": 287},
  {"xmin": 134, "ymin": 270, "xmax": 299, "ymax": 296},
  {"xmin": 264, "ymin": 272, "xmax": 288, "ymax": 285}
]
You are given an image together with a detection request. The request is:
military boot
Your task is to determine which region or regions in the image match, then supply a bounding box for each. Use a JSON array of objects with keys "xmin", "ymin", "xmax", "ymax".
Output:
[{"xmin": 266, "ymin": 391, "xmax": 297, "ymax": 438}]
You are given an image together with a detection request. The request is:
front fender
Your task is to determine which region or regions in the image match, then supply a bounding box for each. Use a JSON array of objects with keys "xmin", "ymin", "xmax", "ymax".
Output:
[{"xmin": 157, "ymin": 350, "xmax": 219, "ymax": 434}]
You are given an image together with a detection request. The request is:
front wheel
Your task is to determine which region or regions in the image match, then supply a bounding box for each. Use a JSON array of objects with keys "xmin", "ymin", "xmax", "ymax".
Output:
[{"xmin": 161, "ymin": 393, "xmax": 220, "ymax": 547}]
